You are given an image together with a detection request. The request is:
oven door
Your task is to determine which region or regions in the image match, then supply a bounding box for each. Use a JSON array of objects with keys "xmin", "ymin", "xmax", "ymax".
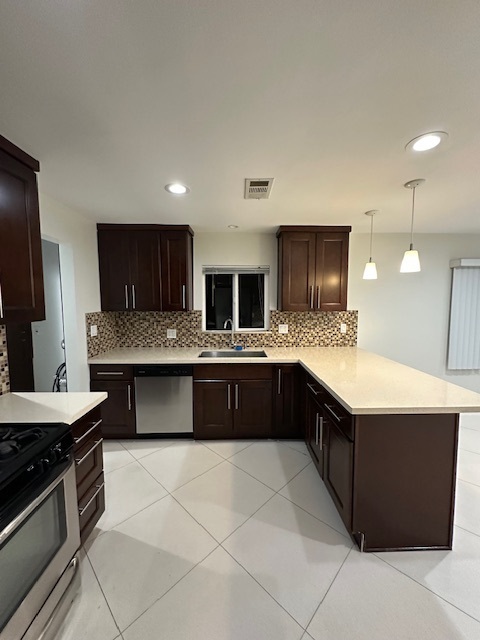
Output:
[{"xmin": 0, "ymin": 459, "xmax": 80, "ymax": 640}]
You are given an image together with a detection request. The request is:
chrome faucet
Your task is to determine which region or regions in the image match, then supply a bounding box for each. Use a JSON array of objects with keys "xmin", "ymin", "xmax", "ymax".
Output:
[{"xmin": 223, "ymin": 317, "xmax": 235, "ymax": 347}]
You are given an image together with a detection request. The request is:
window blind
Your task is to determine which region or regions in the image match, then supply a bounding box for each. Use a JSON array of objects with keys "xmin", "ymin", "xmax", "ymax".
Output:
[{"xmin": 447, "ymin": 259, "xmax": 480, "ymax": 370}]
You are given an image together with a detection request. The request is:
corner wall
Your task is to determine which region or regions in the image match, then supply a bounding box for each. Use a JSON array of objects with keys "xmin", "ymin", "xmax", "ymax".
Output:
[{"xmin": 348, "ymin": 233, "xmax": 480, "ymax": 393}]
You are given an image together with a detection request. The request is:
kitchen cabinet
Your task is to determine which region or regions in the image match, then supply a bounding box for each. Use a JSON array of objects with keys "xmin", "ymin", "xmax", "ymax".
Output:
[
  {"xmin": 193, "ymin": 364, "xmax": 273, "ymax": 439},
  {"xmin": 277, "ymin": 226, "xmax": 350, "ymax": 312},
  {"xmin": 303, "ymin": 373, "xmax": 458, "ymax": 551},
  {"xmin": 273, "ymin": 364, "xmax": 301, "ymax": 438},
  {"xmin": 5, "ymin": 323, "xmax": 34, "ymax": 391},
  {"xmin": 305, "ymin": 377, "xmax": 325, "ymax": 476},
  {"xmin": 97, "ymin": 227, "xmax": 161, "ymax": 311},
  {"xmin": 90, "ymin": 365, "xmax": 136, "ymax": 438},
  {"xmin": 0, "ymin": 135, "xmax": 44, "ymax": 323},
  {"xmin": 71, "ymin": 406, "xmax": 105, "ymax": 543},
  {"xmin": 160, "ymin": 230, "xmax": 193, "ymax": 311},
  {"xmin": 97, "ymin": 224, "xmax": 193, "ymax": 312}
]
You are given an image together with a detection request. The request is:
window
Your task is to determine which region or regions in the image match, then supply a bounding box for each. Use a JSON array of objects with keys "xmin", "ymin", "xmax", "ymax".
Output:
[{"xmin": 203, "ymin": 266, "xmax": 269, "ymax": 331}]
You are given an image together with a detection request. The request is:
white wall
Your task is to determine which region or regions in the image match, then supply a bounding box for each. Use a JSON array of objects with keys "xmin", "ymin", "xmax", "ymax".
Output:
[
  {"xmin": 38, "ymin": 192, "xmax": 100, "ymax": 391},
  {"xmin": 348, "ymin": 233, "xmax": 480, "ymax": 393},
  {"xmin": 193, "ymin": 232, "xmax": 277, "ymax": 310}
]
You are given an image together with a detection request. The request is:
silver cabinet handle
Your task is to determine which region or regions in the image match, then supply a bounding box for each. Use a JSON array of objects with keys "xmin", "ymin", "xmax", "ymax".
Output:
[
  {"xmin": 96, "ymin": 371, "xmax": 124, "ymax": 376},
  {"xmin": 277, "ymin": 369, "xmax": 282, "ymax": 395},
  {"xmin": 309, "ymin": 285, "xmax": 314, "ymax": 309},
  {"xmin": 227, "ymin": 384, "xmax": 231, "ymax": 410},
  {"xmin": 316, "ymin": 285, "xmax": 320, "ymax": 309},
  {"xmin": 79, "ymin": 483, "xmax": 105, "ymax": 516},
  {"xmin": 124, "ymin": 284, "xmax": 129, "ymax": 309},
  {"xmin": 132, "ymin": 284, "xmax": 136, "ymax": 309},
  {"xmin": 0, "ymin": 281, "xmax": 4, "ymax": 319},
  {"xmin": 319, "ymin": 415, "xmax": 324, "ymax": 450},
  {"xmin": 74, "ymin": 419, "xmax": 102, "ymax": 445},
  {"xmin": 315, "ymin": 413, "xmax": 319, "ymax": 445},
  {"xmin": 235, "ymin": 384, "xmax": 239, "ymax": 410},
  {"xmin": 182, "ymin": 284, "xmax": 186, "ymax": 310},
  {"xmin": 307, "ymin": 382, "xmax": 319, "ymax": 396},
  {"xmin": 75, "ymin": 438, "xmax": 103, "ymax": 466},
  {"xmin": 127, "ymin": 384, "xmax": 132, "ymax": 411},
  {"xmin": 325, "ymin": 403, "xmax": 343, "ymax": 422}
]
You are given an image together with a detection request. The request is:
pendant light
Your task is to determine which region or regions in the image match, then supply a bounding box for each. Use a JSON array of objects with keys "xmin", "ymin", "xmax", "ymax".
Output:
[
  {"xmin": 363, "ymin": 210, "xmax": 378, "ymax": 280},
  {"xmin": 400, "ymin": 178, "xmax": 425, "ymax": 273}
]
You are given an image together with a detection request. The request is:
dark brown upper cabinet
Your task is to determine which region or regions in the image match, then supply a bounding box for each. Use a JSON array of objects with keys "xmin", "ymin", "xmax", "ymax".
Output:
[
  {"xmin": 160, "ymin": 229, "xmax": 193, "ymax": 311},
  {"xmin": 0, "ymin": 135, "xmax": 44, "ymax": 323},
  {"xmin": 277, "ymin": 226, "xmax": 351, "ymax": 312},
  {"xmin": 97, "ymin": 224, "xmax": 193, "ymax": 312}
]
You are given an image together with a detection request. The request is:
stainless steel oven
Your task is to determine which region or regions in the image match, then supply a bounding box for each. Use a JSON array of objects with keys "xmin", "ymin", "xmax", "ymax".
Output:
[{"xmin": 0, "ymin": 426, "xmax": 80, "ymax": 640}]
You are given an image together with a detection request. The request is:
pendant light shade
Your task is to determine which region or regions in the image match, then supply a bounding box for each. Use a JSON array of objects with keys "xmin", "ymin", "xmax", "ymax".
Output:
[
  {"xmin": 363, "ymin": 210, "xmax": 378, "ymax": 280},
  {"xmin": 401, "ymin": 179, "xmax": 424, "ymax": 273},
  {"xmin": 400, "ymin": 248, "xmax": 421, "ymax": 273}
]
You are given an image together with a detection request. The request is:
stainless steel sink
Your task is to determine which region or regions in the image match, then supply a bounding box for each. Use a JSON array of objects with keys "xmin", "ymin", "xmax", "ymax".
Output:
[{"xmin": 199, "ymin": 350, "xmax": 268, "ymax": 358}]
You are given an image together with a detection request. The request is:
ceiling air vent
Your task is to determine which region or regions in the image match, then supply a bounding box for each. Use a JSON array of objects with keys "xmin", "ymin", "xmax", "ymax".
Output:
[{"xmin": 244, "ymin": 178, "xmax": 274, "ymax": 200}]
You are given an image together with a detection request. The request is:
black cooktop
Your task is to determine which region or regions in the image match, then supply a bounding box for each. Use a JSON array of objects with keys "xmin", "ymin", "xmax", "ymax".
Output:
[{"xmin": 0, "ymin": 422, "xmax": 72, "ymax": 494}]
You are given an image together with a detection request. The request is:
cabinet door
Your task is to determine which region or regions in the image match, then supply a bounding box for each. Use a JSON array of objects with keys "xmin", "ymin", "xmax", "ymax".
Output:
[
  {"xmin": 278, "ymin": 232, "xmax": 316, "ymax": 311},
  {"xmin": 160, "ymin": 230, "xmax": 193, "ymax": 311},
  {"xmin": 193, "ymin": 381, "xmax": 233, "ymax": 439},
  {"xmin": 234, "ymin": 379, "xmax": 273, "ymax": 438},
  {"xmin": 324, "ymin": 416, "xmax": 353, "ymax": 528},
  {"xmin": 306, "ymin": 392, "xmax": 324, "ymax": 476},
  {"xmin": 0, "ymin": 150, "xmax": 44, "ymax": 323},
  {"xmin": 315, "ymin": 232, "xmax": 349, "ymax": 311},
  {"xmin": 274, "ymin": 365, "xmax": 301, "ymax": 438},
  {"xmin": 90, "ymin": 380, "xmax": 136, "ymax": 438},
  {"xmin": 97, "ymin": 229, "xmax": 132, "ymax": 311},
  {"xmin": 129, "ymin": 230, "xmax": 161, "ymax": 311}
]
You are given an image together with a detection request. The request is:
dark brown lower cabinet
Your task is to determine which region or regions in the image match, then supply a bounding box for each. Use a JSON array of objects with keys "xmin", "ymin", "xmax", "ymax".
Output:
[
  {"xmin": 304, "ymin": 374, "xmax": 459, "ymax": 552},
  {"xmin": 273, "ymin": 365, "xmax": 301, "ymax": 438},
  {"xmin": 90, "ymin": 365, "xmax": 136, "ymax": 438},
  {"xmin": 193, "ymin": 364, "xmax": 273, "ymax": 439},
  {"xmin": 323, "ymin": 415, "xmax": 353, "ymax": 529},
  {"xmin": 71, "ymin": 407, "xmax": 105, "ymax": 544}
]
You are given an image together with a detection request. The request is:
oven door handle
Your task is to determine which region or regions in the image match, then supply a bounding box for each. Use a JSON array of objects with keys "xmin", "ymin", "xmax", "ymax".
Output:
[
  {"xmin": 75, "ymin": 439, "xmax": 103, "ymax": 466},
  {"xmin": 0, "ymin": 460, "xmax": 73, "ymax": 546}
]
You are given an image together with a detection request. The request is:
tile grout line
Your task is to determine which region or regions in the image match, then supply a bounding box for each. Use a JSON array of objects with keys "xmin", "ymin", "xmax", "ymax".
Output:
[
  {"xmin": 83, "ymin": 550, "xmax": 123, "ymax": 637},
  {"xmin": 455, "ymin": 524, "xmax": 480, "ymax": 540},
  {"xmin": 372, "ymin": 552, "xmax": 480, "ymax": 626},
  {"xmin": 119, "ymin": 545, "xmax": 220, "ymax": 636},
  {"xmin": 456, "ymin": 476, "xmax": 480, "ymax": 489},
  {"xmin": 198, "ymin": 439, "xmax": 255, "ymax": 459},
  {"xmin": 220, "ymin": 545, "xmax": 307, "ymax": 632}
]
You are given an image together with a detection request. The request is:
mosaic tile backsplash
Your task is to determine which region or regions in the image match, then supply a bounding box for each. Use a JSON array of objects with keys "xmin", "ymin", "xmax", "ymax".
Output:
[
  {"xmin": 86, "ymin": 310, "xmax": 358, "ymax": 357},
  {"xmin": 0, "ymin": 324, "xmax": 10, "ymax": 395}
]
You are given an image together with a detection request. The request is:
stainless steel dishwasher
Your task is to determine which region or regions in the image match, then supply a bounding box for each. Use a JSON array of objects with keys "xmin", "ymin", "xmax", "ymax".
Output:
[{"xmin": 134, "ymin": 365, "xmax": 193, "ymax": 435}]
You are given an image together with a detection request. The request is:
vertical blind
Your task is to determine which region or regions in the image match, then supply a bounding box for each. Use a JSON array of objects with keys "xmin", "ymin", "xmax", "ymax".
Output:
[{"xmin": 447, "ymin": 259, "xmax": 480, "ymax": 370}]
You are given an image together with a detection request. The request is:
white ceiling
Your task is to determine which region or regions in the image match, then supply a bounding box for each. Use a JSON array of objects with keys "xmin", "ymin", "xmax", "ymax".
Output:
[{"xmin": 2, "ymin": 0, "xmax": 480, "ymax": 234}]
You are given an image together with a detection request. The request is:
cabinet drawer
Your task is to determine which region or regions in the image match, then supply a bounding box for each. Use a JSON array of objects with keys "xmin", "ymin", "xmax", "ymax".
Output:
[
  {"xmin": 194, "ymin": 364, "xmax": 273, "ymax": 380},
  {"xmin": 323, "ymin": 392, "xmax": 354, "ymax": 441},
  {"xmin": 305, "ymin": 375, "xmax": 325, "ymax": 402},
  {"xmin": 71, "ymin": 407, "xmax": 102, "ymax": 448},
  {"xmin": 75, "ymin": 434, "xmax": 104, "ymax": 501},
  {"xmin": 78, "ymin": 472, "xmax": 105, "ymax": 544},
  {"xmin": 90, "ymin": 365, "xmax": 134, "ymax": 380}
]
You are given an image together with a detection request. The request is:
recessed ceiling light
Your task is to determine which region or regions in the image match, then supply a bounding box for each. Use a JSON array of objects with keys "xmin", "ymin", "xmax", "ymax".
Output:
[
  {"xmin": 228, "ymin": 225, "xmax": 239, "ymax": 229},
  {"xmin": 405, "ymin": 131, "xmax": 448, "ymax": 152},
  {"xmin": 165, "ymin": 183, "xmax": 190, "ymax": 195}
]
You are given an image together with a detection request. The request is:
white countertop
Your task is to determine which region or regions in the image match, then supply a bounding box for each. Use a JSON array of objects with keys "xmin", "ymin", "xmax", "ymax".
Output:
[
  {"xmin": 89, "ymin": 346, "xmax": 480, "ymax": 415},
  {"xmin": 0, "ymin": 392, "xmax": 107, "ymax": 424}
]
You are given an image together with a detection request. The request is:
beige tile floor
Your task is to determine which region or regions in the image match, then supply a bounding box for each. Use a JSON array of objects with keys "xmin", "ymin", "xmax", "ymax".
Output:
[{"xmin": 54, "ymin": 415, "xmax": 480, "ymax": 640}]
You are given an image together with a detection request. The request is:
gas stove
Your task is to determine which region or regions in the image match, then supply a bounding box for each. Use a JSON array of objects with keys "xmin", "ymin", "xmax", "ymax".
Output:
[{"xmin": 0, "ymin": 422, "xmax": 73, "ymax": 530}]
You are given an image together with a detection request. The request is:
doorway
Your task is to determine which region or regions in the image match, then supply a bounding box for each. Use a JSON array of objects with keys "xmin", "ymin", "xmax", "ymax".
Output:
[{"xmin": 31, "ymin": 239, "xmax": 67, "ymax": 391}]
